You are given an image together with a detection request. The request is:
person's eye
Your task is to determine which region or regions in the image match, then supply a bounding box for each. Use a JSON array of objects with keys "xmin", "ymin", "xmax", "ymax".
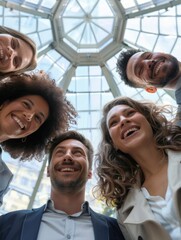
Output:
[
  {"xmin": 23, "ymin": 101, "xmax": 31, "ymax": 109},
  {"xmin": 73, "ymin": 150, "xmax": 83, "ymax": 157},
  {"xmin": 109, "ymin": 119, "xmax": 118, "ymax": 128},
  {"xmin": 55, "ymin": 150, "xmax": 64, "ymax": 156},
  {"xmin": 138, "ymin": 66, "xmax": 143, "ymax": 76},
  {"xmin": 127, "ymin": 109, "xmax": 136, "ymax": 116},
  {"xmin": 13, "ymin": 56, "xmax": 21, "ymax": 68},
  {"xmin": 11, "ymin": 38, "xmax": 18, "ymax": 49},
  {"xmin": 35, "ymin": 115, "xmax": 42, "ymax": 124},
  {"xmin": 146, "ymin": 53, "xmax": 152, "ymax": 59}
]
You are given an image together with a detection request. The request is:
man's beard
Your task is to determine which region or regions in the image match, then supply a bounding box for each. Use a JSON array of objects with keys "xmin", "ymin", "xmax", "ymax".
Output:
[
  {"xmin": 154, "ymin": 55, "xmax": 180, "ymax": 88},
  {"xmin": 51, "ymin": 174, "xmax": 87, "ymax": 193}
]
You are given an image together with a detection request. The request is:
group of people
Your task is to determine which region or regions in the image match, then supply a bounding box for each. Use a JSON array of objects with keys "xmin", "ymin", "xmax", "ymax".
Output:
[
  {"xmin": 0, "ymin": 26, "xmax": 180, "ymax": 240},
  {"xmin": 0, "ymin": 26, "xmax": 124, "ymax": 240}
]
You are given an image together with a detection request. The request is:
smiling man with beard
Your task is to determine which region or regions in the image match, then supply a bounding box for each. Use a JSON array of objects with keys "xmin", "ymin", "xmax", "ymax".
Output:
[
  {"xmin": 117, "ymin": 49, "xmax": 181, "ymax": 126},
  {"xmin": 0, "ymin": 131, "xmax": 125, "ymax": 240}
]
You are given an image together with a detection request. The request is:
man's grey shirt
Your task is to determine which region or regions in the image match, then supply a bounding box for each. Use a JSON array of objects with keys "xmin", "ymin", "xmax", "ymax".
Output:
[{"xmin": 37, "ymin": 200, "xmax": 95, "ymax": 240}]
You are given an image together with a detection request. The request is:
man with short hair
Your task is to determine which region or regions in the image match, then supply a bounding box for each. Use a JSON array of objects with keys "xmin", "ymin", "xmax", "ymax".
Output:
[
  {"xmin": 0, "ymin": 131, "xmax": 125, "ymax": 240},
  {"xmin": 117, "ymin": 49, "xmax": 181, "ymax": 125}
]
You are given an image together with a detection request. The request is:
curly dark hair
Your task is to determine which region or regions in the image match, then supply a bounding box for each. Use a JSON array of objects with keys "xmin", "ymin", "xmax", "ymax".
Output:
[
  {"xmin": 0, "ymin": 71, "xmax": 77, "ymax": 160},
  {"xmin": 116, "ymin": 49, "xmax": 143, "ymax": 87},
  {"xmin": 0, "ymin": 26, "xmax": 37, "ymax": 79},
  {"xmin": 47, "ymin": 130, "xmax": 94, "ymax": 170},
  {"xmin": 94, "ymin": 96, "xmax": 181, "ymax": 208}
]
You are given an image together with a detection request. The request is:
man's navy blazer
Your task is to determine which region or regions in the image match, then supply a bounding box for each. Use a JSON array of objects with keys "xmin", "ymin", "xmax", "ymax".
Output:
[{"xmin": 0, "ymin": 205, "xmax": 125, "ymax": 240}]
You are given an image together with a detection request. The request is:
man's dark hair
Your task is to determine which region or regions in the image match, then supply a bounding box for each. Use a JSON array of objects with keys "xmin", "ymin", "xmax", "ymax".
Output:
[
  {"xmin": 48, "ymin": 131, "xmax": 94, "ymax": 170},
  {"xmin": 116, "ymin": 49, "xmax": 143, "ymax": 87}
]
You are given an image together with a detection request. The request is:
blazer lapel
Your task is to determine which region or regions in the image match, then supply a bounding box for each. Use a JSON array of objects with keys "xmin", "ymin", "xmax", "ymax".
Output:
[
  {"xmin": 167, "ymin": 150, "xmax": 181, "ymax": 220},
  {"xmin": 120, "ymin": 188, "xmax": 155, "ymax": 224},
  {"xmin": 167, "ymin": 150, "xmax": 181, "ymax": 191},
  {"xmin": 90, "ymin": 209, "xmax": 109, "ymax": 240},
  {"xmin": 21, "ymin": 205, "xmax": 45, "ymax": 240}
]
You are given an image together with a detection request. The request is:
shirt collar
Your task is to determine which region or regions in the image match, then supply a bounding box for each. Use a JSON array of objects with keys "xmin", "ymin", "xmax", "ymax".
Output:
[{"xmin": 44, "ymin": 199, "xmax": 90, "ymax": 216}]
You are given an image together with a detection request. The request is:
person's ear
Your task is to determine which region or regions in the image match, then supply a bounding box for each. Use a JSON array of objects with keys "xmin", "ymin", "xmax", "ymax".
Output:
[
  {"xmin": 0, "ymin": 101, "xmax": 9, "ymax": 111},
  {"xmin": 88, "ymin": 170, "xmax": 92, "ymax": 179},
  {"xmin": 47, "ymin": 166, "xmax": 50, "ymax": 177},
  {"xmin": 145, "ymin": 86, "xmax": 157, "ymax": 93}
]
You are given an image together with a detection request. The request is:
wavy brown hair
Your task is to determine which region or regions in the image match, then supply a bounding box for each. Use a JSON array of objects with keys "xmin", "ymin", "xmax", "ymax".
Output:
[
  {"xmin": 94, "ymin": 97, "xmax": 181, "ymax": 209},
  {"xmin": 0, "ymin": 71, "xmax": 77, "ymax": 160},
  {"xmin": 0, "ymin": 26, "xmax": 37, "ymax": 79}
]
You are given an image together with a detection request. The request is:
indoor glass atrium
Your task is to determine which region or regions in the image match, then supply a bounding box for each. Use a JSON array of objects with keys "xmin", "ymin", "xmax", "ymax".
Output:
[{"xmin": 0, "ymin": 0, "xmax": 180, "ymax": 214}]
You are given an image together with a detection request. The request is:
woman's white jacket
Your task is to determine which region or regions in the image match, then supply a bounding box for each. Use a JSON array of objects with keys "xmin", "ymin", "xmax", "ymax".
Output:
[{"xmin": 117, "ymin": 150, "xmax": 181, "ymax": 240}]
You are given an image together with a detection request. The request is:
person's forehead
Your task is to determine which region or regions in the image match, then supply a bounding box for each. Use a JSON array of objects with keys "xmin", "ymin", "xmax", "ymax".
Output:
[
  {"xmin": 126, "ymin": 51, "xmax": 147, "ymax": 84},
  {"xmin": 0, "ymin": 33, "xmax": 12, "ymax": 38},
  {"xmin": 127, "ymin": 52, "xmax": 144, "ymax": 72},
  {"xmin": 106, "ymin": 104, "xmax": 130, "ymax": 124},
  {"xmin": 54, "ymin": 139, "xmax": 86, "ymax": 151}
]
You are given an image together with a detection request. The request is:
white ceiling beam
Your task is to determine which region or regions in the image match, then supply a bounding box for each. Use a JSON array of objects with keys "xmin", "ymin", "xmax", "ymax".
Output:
[
  {"xmin": 126, "ymin": 0, "xmax": 181, "ymax": 18},
  {"xmin": 59, "ymin": 65, "xmax": 76, "ymax": 91},
  {"xmin": 101, "ymin": 65, "xmax": 121, "ymax": 97}
]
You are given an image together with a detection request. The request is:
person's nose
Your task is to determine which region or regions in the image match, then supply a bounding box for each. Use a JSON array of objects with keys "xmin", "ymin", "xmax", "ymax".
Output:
[
  {"xmin": 7, "ymin": 46, "xmax": 15, "ymax": 58},
  {"xmin": 145, "ymin": 59, "xmax": 156, "ymax": 69},
  {"xmin": 119, "ymin": 115, "xmax": 129, "ymax": 127},
  {"xmin": 24, "ymin": 112, "xmax": 35, "ymax": 122},
  {"xmin": 63, "ymin": 150, "xmax": 73, "ymax": 162}
]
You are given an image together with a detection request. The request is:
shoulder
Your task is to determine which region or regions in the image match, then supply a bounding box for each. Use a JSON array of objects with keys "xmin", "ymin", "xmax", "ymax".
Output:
[
  {"xmin": 0, "ymin": 205, "xmax": 44, "ymax": 222},
  {"xmin": 90, "ymin": 209, "xmax": 125, "ymax": 239},
  {"xmin": 175, "ymin": 87, "xmax": 181, "ymax": 104},
  {"xmin": 0, "ymin": 157, "xmax": 13, "ymax": 206},
  {"xmin": 90, "ymin": 207, "xmax": 119, "ymax": 225},
  {"xmin": 0, "ymin": 209, "xmax": 30, "ymax": 220},
  {"xmin": 167, "ymin": 149, "xmax": 181, "ymax": 162},
  {"xmin": 93, "ymin": 211, "xmax": 117, "ymax": 222}
]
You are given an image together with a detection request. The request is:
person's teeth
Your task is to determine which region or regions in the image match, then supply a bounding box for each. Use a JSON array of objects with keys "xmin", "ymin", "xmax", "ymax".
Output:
[
  {"xmin": 61, "ymin": 168, "xmax": 74, "ymax": 172},
  {"xmin": 155, "ymin": 61, "xmax": 163, "ymax": 75},
  {"xmin": 124, "ymin": 127, "xmax": 138, "ymax": 139},
  {"xmin": 13, "ymin": 116, "xmax": 25, "ymax": 129}
]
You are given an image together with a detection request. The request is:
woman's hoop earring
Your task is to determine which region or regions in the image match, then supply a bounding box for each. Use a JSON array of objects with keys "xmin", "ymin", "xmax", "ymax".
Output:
[
  {"xmin": 22, "ymin": 137, "xmax": 27, "ymax": 143},
  {"xmin": 0, "ymin": 104, "xmax": 4, "ymax": 111}
]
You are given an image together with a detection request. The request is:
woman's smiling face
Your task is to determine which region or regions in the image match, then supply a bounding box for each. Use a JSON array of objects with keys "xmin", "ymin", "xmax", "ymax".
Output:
[
  {"xmin": 106, "ymin": 104, "xmax": 154, "ymax": 154},
  {"xmin": 0, "ymin": 95, "xmax": 49, "ymax": 141},
  {"xmin": 0, "ymin": 34, "xmax": 33, "ymax": 73}
]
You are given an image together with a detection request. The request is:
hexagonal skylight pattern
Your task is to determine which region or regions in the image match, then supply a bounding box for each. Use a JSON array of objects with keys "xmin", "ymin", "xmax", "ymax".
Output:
[
  {"xmin": 52, "ymin": 0, "xmax": 125, "ymax": 64},
  {"xmin": 61, "ymin": 0, "xmax": 114, "ymax": 49}
]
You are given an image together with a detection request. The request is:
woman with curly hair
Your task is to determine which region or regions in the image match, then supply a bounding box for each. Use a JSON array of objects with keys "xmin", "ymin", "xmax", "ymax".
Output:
[
  {"xmin": 0, "ymin": 70, "xmax": 77, "ymax": 205},
  {"xmin": 95, "ymin": 96, "xmax": 181, "ymax": 240},
  {"xmin": 0, "ymin": 26, "xmax": 37, "ymax": 79}
]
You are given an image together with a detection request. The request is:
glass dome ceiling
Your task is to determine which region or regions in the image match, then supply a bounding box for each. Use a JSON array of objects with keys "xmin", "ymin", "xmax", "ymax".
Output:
[{"xmin": 0, "ymin": 0, "xmax": 179, "ymax": 214}]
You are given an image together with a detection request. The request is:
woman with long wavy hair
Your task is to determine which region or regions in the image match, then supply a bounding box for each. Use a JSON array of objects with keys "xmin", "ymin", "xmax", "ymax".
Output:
[{"xmin": 95, "ymin": 96, "xmax": 181, "ymax": 240}]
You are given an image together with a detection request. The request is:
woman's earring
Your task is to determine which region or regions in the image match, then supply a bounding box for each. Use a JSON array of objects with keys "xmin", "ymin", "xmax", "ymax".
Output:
[
  {"xmin": 0, "ymin": 104, "xmax": 4, "ymax": 111},
  {"xmin": 22, "ymin": 137, "xmax": 27, "ymax": 143}
]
